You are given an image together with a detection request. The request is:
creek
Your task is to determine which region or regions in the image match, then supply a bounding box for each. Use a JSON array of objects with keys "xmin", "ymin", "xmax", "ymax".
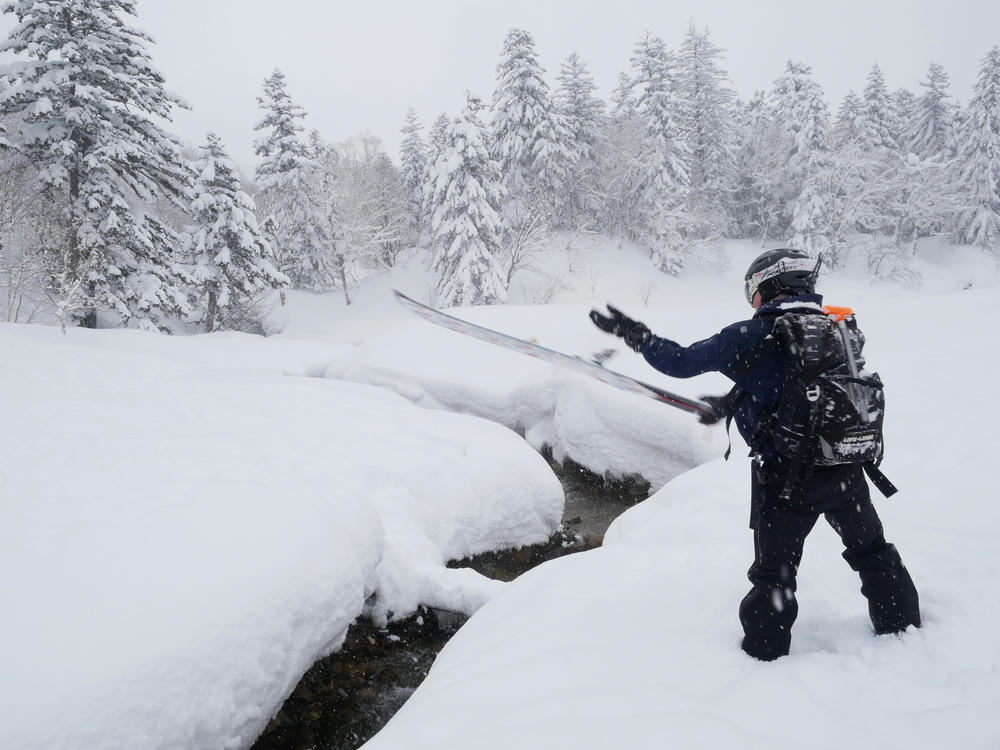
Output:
[{"xmin": 250, "ymin": 453, "xmax": 651, "ymax": 750}]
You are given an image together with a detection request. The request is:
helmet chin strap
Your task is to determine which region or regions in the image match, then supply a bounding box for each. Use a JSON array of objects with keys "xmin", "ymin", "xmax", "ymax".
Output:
[{"xmin": 809, "ymin": 254, "xmax": 823, "ymax": 285}]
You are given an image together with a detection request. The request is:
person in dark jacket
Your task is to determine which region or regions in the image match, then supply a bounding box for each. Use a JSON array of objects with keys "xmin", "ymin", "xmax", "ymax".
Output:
[{"xmin": 590, "ymin": 248, "xmax": 920, "ymax": 661}]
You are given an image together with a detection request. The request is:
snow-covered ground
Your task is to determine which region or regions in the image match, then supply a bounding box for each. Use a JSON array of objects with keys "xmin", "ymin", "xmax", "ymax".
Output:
[{"xmin": 3, "ymin": 237, "xmax": 998, "ymax": 750}]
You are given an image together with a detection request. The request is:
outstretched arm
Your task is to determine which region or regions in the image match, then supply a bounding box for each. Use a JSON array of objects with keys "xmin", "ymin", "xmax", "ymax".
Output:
[
  {"xmin": 590, "ymin": 304, "xmax": 750, "ymax": 380},
  {"xmin": 642, "ymin": 330, "xmax": 740, "ymax": 378}
]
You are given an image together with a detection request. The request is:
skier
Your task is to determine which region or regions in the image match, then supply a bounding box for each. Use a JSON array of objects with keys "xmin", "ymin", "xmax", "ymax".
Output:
[{"xmin": 590, "ymin": 248, "xmax": 921, "ymax": 661}]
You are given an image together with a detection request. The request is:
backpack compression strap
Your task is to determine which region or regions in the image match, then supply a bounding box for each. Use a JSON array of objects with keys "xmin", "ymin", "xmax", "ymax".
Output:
[{"xmin": 863, "ymin": 462, "xmax": 898, "ymax": 498}]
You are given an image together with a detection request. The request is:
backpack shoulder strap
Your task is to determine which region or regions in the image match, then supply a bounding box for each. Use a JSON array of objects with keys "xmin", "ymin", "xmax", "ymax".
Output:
[{"xmin": 717, "ymin": 323, "xmax": 778, "ymax": 460}]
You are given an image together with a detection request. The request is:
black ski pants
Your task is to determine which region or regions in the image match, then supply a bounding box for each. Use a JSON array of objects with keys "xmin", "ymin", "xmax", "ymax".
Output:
[{"xmin": 740, "ymin": 463, "xmax": 920, "ymax": 661}]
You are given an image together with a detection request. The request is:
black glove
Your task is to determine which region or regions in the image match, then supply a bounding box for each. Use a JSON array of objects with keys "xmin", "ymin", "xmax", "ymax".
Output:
[
  {"xmin": 589, "ymin": 304, "xmax": 651, "ymax": 352},
  {"xmin": 697, "ymin": 393, "xmax": 733, "ymax": 425}
]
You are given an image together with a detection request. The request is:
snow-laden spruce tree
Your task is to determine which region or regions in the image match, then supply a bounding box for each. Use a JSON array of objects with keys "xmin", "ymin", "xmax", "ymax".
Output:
[
  {"xmin": 556, "ymin": 53, "xmax": 605, "ymax": 163},
  {"xmin": 427, "ymin": 112, "xmax": 451, "ymax": 156},
  {"xmin": 491, "ymin": 28, "xmax": 575, "ymax": 217},
  {"xmin": 879, "ymin": 65, "xmax": 958, "ymax": 244},
  {"xmin": 832, "ymin": 65, "xmax": 927, "ymax": 274},
  {"xmin": 957, "ymin": 46, "xmax": 1000, "ymax": 255},
  {"xmin": 768, "ymin": 61, "xmax": 833, "ymax": 257},
  {"xmin": 421, "ymin": 112, "xmax": 451, "ymax": 223},
  {"xmin": 0, "ymin": 0, "xmax": 193, "ymax": 331},
  {"xmin": 676, "ymin": 23, "xmax": 736, "ymax": 237},
  {"xmin": 834, "ymin": 90, "xmax": 864, "ymax": 147},
  {"xmin": 610, "ymin": 71, "xmax": 638, "ymax": 120},
  {"xmin": 427, "ymin": 93, "xmax": 506, "ymax": 307},
  {"xmin": 908, "ymin": 63, "xmax": 957, "ymax": 160},
  {"xmin": 253, "ymin": 69, "xmax": 330, "ymax": 293},
  {"xmin": 630, "ymin": 33, "xmax": 691, "ymax": 274},
  {"xmin": 892, "ymin": 88, "xmax": 916, "ymax": 153},
  {"xmin": 399, "ymin": 108, "xmax": 427, "ymax": 235},
  {"xmin": 554, "ymin": 52, "xmax": 605, "ymax": 225},
  {"xmin": 590, "ymin": 67, "xmax": 647, "ymax": 237},
  {"xmin": 829, "ymin": 64, "xmax": 902, "ymax": 248},
  {"xmin": 732, "ymin": 91, "xmax": 784, "ymax": 241},
  {"xmin": 859, "ymin": 64, "xmax": 900, "ymax": 154},
  {"xmin": 184, "ymin": 133, "xmax": 287, "ymax": 332},
  {"xmin": 492, "ymin": 28, "xmax": 552, "ymax": 196}
]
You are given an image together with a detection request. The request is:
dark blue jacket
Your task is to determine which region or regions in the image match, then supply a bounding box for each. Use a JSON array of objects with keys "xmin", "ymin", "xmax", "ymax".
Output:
[{"xmin": 641, "ymin": 294, "xmax": 826, "ymax": 460}]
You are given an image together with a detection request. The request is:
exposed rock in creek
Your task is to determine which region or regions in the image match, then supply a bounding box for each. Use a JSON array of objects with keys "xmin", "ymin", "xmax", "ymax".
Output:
[{"xmin": 251, "ymin": 452, "xmax": 651, "ymax": 750}]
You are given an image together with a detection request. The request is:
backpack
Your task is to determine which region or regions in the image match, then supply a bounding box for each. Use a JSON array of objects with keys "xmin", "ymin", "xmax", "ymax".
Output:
[{"xmin": 717, "ymin": 306, "xmax": 897, "ymax": 499}]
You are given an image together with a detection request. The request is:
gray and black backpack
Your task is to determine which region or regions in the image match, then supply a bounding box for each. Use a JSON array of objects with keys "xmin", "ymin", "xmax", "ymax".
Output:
[
  {"xmin": 714, "ymin": 306, "xmax": 897, "ymax": 500},
  {"xmin": 762, "ymin": 309, "xmax": 895, "ymax": 498}
]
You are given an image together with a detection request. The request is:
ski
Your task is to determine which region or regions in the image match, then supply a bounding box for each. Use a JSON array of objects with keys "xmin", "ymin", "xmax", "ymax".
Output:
[{"xmin": 392, "ymin": 290, "xmax": 714, "ymax": 419}]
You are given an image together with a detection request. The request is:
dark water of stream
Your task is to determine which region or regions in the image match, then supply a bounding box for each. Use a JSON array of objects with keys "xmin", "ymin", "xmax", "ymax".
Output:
[{"xmin": 250, "ymin": 455, "xmax": 650, "ymax": 750}]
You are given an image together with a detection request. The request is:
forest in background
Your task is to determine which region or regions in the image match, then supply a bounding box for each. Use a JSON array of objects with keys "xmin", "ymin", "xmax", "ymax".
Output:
[{"xmin": 1, "ymin": 0, "xmax": 998, "ymax": 332}]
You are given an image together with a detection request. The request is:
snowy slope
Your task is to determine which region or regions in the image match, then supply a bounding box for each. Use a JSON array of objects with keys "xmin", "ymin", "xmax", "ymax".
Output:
[
  {"xmin": 356, "ymin": 245, "xmax": 1000, "ymax": 749},
  {"xmin": 0, "ymin": 324, "xmax": 561, "ymax": 750}
]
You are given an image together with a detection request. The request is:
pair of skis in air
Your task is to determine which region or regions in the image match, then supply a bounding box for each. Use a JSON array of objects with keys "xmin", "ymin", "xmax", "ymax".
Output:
[{"xmin": 392, "ymin": 290, "xmax": 714, "ymax": 421}]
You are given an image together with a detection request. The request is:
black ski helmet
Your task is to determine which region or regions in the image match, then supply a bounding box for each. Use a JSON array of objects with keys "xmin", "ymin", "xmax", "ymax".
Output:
[{"xmin": 744, "ymin": 248, "xmax": 820, "ymax": 304}]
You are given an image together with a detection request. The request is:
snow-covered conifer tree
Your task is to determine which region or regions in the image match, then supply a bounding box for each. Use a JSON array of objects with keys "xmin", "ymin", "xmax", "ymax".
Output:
[
  {"xmin": 677, "ymin": 23, "xmax": 737, "ymax": 235},
  {"xmin": 185, "ymin": 133, "xmax": 287, "ymax": 332},
  {"xmin": 491, "ymin": 28, "xmax": 551, "ymax": 197},
  {"xmin": 554, "ymin": 52, "xmax": 604, "ymax": 224},
  {"xmin": 609, "ymin": 71, "xmax": 637, "ymax": 120},
  {"xmin": 530, "ymin": 107, "xmax": 576, "ymax": 219},
  {"xmin": 859, "ymin": 64, "xmax": 899, "ymax": 154},
  {"xmin": 850, "ymin": 64, "xmax": 905, "ymax": 239},
  {"xmin": 591, "ymin": 80, "xmax": 646, "ymax": 237},
  {"xmin": 428, "ymin": 112, "xmax": 451, "ymax": 157},
  {"xmin": 0, "ymin": 0, "xmax": 193, "ymax": 330},
  {"xmin": 255, "ymin": 70, "xmax": 310, "ymax": 188},
  {"xmin": 732, "ymin": 91, "xmax": 783, "ymax": 241},
  {"xmin": 768, "ymin": 62, "xmax": 833, "ymax": 255},
  {"xmin": 909, "ymin": 63, "xmax": 957, "ymax": 160},
  {"xmin": 399, "ymin": 108, "xmax": 427, "ymax": 233},
  {"xmin": 629, "ymin": 33, "xmax": 690, "ymax": 274},
  {"xmin": 834, "ymin": 90, "xmax": 864, "ymax": 147},
  {"xmin": 427, "ymin": 93, "xmax": 506, "ymax": 306},
  {"xmin": 491, "ymin": 28, "xmax": 575, "ymax": 213},
  {"xmin": 306, "ymin": 128, "xmax": 327, "ymax": 160},
  {"xmin": 421, "ymin": 112, "xmax": 451, "ymax": 223},
  {"xmin": 253, "ymin": 69, "xmax": 330, "ymax": 292},
  {"xmin": 892, "ymin": 88, "xmax": 916, "ymax": 153},
  {"xmin": 556, "ymin": 52, "xmax": 605, "ymax": 161},
  {"xmin": 957, "ymin": 46, "xmax": 1000, "ymax": 254}
]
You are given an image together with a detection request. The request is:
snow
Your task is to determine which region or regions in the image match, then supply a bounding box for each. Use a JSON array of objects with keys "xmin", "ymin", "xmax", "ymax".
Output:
[{"xmin": 4, "ymin": 237, "xmax": 1000, "ymax": 750}]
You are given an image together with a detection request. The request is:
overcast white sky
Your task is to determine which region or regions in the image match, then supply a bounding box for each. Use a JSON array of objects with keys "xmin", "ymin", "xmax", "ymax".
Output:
[{"xmin": 2, "ymin": 0, "xmax": 999, "ymax": 174}]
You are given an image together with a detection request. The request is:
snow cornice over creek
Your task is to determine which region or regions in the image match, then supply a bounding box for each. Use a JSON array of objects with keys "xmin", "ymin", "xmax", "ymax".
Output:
[{"xmin": 0, "ymin": 322, "xmax": 563, "ymax": 750}]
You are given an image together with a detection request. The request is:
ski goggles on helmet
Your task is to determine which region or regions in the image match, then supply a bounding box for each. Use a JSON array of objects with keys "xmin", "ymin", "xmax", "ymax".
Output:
[{"xmin": 744, "ymin": 256, "xmax": 817, "ymax": 304}]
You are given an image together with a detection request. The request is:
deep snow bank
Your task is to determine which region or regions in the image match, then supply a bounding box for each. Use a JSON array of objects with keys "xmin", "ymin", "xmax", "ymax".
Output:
[
  {"xmin": 324, "ymin": 304, "xmax": 726, "ymax": 490},
  {"xmin": 0, "ymin": 324, "xmax": 562, "ymax": 750}
]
